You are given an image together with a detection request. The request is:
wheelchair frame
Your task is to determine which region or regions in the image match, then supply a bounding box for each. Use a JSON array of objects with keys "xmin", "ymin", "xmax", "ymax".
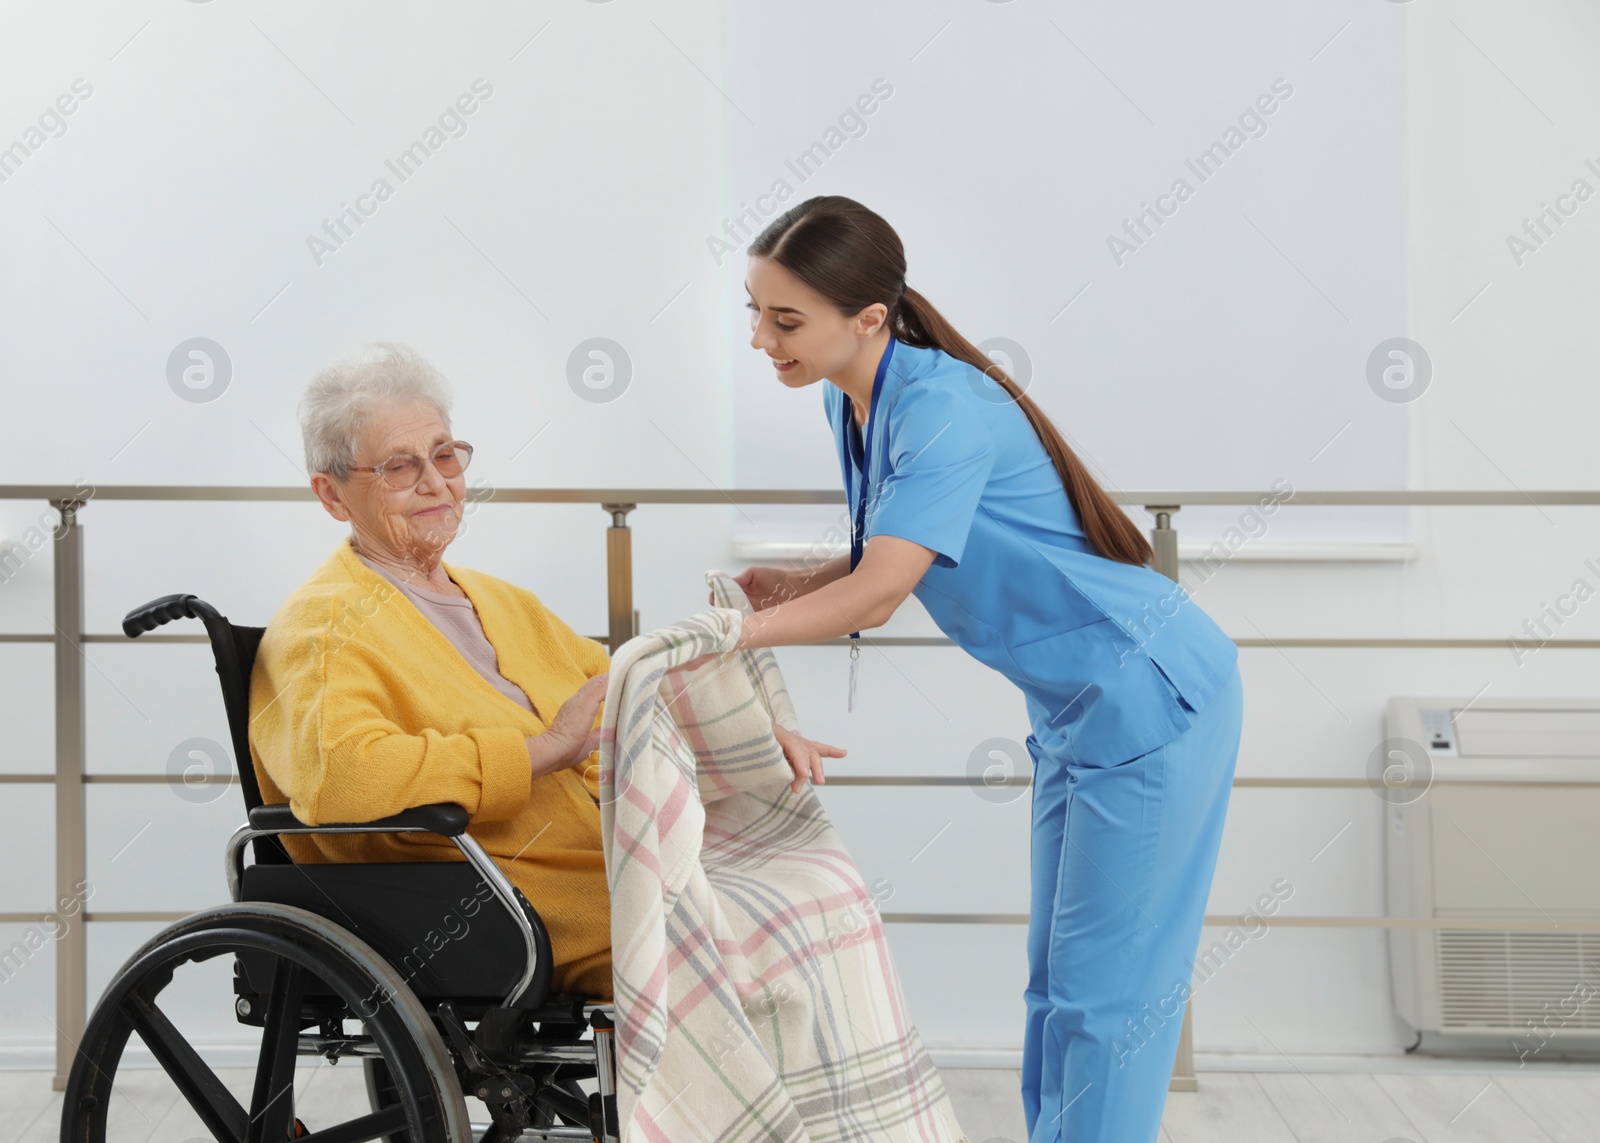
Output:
[{"xmin": 60, "ymin": 593, "xmax": 620, "ymax": 1143}]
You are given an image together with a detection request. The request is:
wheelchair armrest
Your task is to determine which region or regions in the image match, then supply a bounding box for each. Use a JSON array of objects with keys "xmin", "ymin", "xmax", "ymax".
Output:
[{"xmin": 246, "ymin": 802, "xmax": 469, "ymax": 838}]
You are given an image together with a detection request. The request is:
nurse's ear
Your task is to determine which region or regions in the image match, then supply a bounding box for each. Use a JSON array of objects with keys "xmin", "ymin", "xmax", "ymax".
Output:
[{"xmin": 852, "ymin": 301, "xmax": 889, "ymax": 338}]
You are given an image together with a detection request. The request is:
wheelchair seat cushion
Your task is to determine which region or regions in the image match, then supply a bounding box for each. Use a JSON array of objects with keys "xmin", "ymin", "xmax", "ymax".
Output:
[{"xmin": 239, "ymin": 860, "xmax": 546, "ymax": 1005}]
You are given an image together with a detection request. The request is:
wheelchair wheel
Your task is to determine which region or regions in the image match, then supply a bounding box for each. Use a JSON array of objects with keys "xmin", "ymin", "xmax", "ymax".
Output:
[{"xmin": 62, "ymin": 901, "xmax": 472, "ymax": 1143}]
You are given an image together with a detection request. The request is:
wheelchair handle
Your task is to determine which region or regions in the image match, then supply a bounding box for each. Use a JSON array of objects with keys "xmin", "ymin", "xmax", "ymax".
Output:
[{"xmin": 122, "ymin": 593, "xmax": 222, "ymax": 638}]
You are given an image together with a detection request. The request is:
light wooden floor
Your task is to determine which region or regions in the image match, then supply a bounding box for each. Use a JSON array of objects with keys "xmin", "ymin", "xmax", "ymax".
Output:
[{"xmin": 8, "ymin": 1061, "xmax": 1600, "ymax": 1141}]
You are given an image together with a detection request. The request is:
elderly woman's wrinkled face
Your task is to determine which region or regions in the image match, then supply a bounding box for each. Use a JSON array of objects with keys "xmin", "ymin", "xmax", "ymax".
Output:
[{"xmin": 333, "ymin": 400, "xmax": 465, "ymax": 564}]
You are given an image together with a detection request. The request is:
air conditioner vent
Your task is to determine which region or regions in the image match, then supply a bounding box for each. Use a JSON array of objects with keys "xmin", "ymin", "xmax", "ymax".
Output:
[{"xmin": 1436, "ymin": 930, "xmax": 1600, "ymax": 1031}]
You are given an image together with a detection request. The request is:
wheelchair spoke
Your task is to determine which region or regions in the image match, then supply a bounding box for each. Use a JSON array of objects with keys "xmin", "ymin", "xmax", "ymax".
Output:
[
  {"xmin": 122, "ymin": 989, "xmax": 249, "ymax": 1142},
  {"xmin": 246, "ymin": 956, "xmax": 304, "ymax": 1143},
  {"xmin": 294, "ymin": 1105, "xmax": 408, "ymax": 1143}
]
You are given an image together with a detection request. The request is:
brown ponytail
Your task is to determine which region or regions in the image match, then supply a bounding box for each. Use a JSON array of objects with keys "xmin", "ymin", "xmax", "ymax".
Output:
[{"xmin": 751, "ymin": 195, "xmax": 1153, "ymax": 569}]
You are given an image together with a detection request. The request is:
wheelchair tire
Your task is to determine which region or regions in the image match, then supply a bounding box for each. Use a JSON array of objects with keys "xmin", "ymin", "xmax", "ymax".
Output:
[{"xmin": 61, "ymin": 901, "xmax": 472, "ymax": 1143}]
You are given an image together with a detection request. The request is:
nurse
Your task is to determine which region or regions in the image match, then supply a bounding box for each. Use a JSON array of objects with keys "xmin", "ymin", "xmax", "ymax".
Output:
[{"xmin": 722, "ymin": 195, "xmax": 1244, "ymax": 1143}]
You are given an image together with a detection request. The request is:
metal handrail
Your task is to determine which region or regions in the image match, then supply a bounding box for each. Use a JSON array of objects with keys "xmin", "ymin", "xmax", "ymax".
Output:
[
  {"xmin": 8, "ymin": 631, "xmax": 1600, "ymax": 649},
  {"xmin": 6, "ymin": 483, "xmax": 1600, "ymax": 503},
  {"xmin": 8, "ymin": 483, "xmax": 1600, "ymax": 1088}
]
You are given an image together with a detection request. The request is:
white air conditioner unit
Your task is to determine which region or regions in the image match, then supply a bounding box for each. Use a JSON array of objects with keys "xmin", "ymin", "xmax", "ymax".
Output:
[{"xmin": 1385, "ymin": 697, "xmax": 1600, "ymax": 1057}]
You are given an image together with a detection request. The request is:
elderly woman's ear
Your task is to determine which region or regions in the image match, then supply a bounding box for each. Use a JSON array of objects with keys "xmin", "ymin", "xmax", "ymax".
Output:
[{"xmin": 309, "ymin": 472, "xmax": 354, "ymax": 522}]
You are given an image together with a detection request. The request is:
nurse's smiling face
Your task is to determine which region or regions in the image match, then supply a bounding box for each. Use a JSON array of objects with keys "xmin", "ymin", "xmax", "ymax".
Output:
[{"xmin": 745, "ymin": 255, "xmax": 889, "ymax": 396}]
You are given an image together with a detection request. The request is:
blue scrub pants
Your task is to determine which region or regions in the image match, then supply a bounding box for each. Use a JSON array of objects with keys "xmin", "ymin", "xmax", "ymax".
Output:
[{"xmin": 1021, "ymin": 663, "xmax": 1243, "ymax": 1142}]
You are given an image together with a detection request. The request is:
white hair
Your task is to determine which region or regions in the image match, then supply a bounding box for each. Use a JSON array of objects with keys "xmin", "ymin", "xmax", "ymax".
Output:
[{"xmin": 297, "ymin": 343, "xmax": 453, "ymax": 478}]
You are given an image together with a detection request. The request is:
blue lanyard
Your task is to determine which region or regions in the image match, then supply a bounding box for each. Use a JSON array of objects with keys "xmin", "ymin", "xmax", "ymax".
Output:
[{"xmin": 843, "ymin": 334, "xmax": 896, "ymax": 641}]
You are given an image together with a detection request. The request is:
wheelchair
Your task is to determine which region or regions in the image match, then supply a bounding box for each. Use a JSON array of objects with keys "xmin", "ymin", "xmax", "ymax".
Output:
[{"xmin": 61, "ymin": 594, "xmax": 620, "ymax": 1142}]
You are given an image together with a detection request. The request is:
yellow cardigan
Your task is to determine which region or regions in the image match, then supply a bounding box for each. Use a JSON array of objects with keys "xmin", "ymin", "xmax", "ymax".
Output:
[{"xmin": 247, "ymin": 534, "xmax": 613, "ymax": 999}]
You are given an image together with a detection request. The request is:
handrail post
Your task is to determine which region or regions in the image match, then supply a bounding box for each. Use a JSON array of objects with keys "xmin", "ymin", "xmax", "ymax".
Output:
[
  {"xmin": 603, "ymin": 504, "xmax": 636, "ymax": 654},
  {"xmin": 1146, "ymin": 503, "xmax": 1199, "ymax": 1092},
  {"xmin": 1147, "ymin": 505, "xmax": 1180, "ymax": 582},
  {"xmin": 52, "ymin": 496, "xmax": 87, "ymax": 1091}
]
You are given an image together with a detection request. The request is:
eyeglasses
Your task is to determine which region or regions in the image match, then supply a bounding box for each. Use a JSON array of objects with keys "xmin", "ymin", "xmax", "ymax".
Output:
[{"xmin": 349, "ymin": 440, "xmax": 474, "ymax": 490}]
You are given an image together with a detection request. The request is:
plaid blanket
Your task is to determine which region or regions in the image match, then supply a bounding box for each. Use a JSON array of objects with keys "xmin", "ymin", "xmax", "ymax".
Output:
[{"xmin": 596, "ymin": 572, "xmax": 971, "ymax": 1143}]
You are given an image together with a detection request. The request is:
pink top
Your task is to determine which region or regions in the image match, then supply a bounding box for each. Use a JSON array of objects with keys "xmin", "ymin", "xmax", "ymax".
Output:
[{"xmin": 354, "ymin": 550, "xmax": 541, "ymax": 721}]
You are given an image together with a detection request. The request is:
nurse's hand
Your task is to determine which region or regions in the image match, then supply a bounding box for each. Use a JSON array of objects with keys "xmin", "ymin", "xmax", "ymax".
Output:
[
  {"xmin": 772, "ymin": 722, "xmax": 846, "ymax": 793},
  {"xmin": 721, "ymin": 566, "xmax": 796, "ymax": 611}
]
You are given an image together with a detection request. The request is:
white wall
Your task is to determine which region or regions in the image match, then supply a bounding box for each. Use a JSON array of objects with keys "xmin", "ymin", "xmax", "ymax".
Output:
[
  {"xmin": 1181, "ymin": 0, "xmax": 1600, "ymax": 1059},
  {"xmin": 2, "ymin": 0, "xmax": 1598, "ymax": 1067},
  {"xmin": 0, "ymin": 0, "xmax": 739, "ymax": 1059},
  {"xmin": 724, "ymin": 0, "xmax": 1411, "ymax": 554}
]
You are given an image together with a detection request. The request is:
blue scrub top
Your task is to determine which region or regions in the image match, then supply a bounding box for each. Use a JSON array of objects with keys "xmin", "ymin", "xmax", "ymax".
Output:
[{"xmin": 825, "ymin": 339, "xmax": 1239, "ymax": 766}]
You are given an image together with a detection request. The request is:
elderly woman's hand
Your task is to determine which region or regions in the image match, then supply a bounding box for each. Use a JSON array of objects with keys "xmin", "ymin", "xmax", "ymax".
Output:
[
  {"xmin": 773, "ymin": 722, "xmax": 846, "ymax": 793},
  {"xmin": 527, "ymin": 673, "xmax": 610, "ymax": 778}
]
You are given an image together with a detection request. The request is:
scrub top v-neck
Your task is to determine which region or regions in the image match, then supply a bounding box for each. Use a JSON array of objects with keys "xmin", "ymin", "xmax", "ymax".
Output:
[{"xmin": 822, "ymin": 339, "xmax": 1239, "ymax": 766}]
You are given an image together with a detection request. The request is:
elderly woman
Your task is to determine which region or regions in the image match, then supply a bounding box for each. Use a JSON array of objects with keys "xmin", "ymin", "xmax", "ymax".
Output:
[{"xmin": 247, "ymin": 344, "xmax": 615, "ymax": 998}]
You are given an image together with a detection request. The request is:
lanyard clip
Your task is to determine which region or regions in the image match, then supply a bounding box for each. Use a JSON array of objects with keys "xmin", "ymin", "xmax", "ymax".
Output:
[{"xmin": 847, "ymin": 635, "xmax": 860, "ymax": 712}]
